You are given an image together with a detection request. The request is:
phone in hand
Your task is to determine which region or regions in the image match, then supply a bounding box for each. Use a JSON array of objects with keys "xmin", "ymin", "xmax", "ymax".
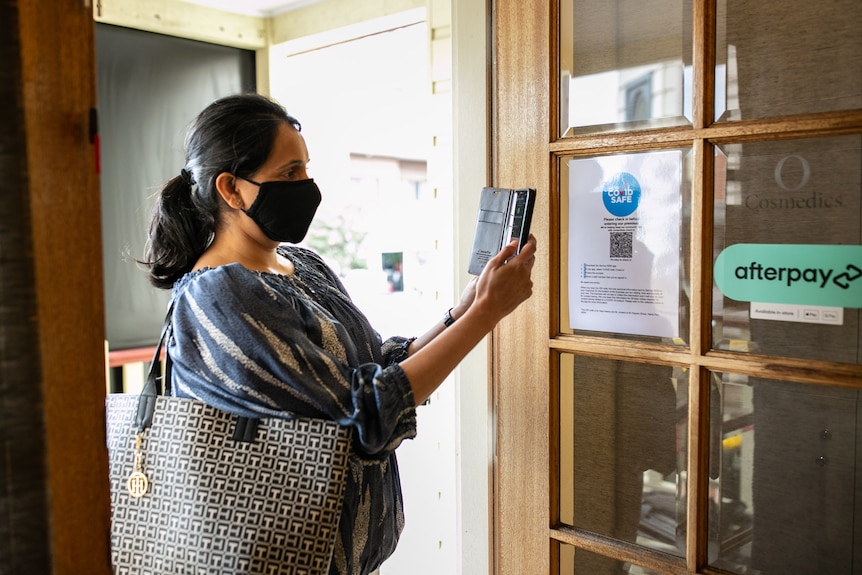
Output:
[{"xmin": 467, "ymin": 187, "xmax": 536, "ymax": 275}]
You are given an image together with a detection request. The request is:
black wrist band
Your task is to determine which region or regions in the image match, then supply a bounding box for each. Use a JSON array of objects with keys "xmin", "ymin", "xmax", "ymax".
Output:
[{"xmin": 443, "ymin": 307, "xmax": 456, "ymax": 327}]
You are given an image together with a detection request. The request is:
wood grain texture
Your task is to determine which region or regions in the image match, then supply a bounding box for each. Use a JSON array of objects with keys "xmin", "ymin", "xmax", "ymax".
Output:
[
  {"xmin": 491, "ymin": 0, "xmax": 552, "ymax": 574},
  {"xmin": 0, "ymin": 0, "xmax": 51, "ymax": 572},
  {"xmin": 15, "ymin": 1, "xmax": 112, "ymax": 572}
]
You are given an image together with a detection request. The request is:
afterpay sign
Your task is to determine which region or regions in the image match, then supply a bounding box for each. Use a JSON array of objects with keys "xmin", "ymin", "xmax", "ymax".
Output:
[{"xmin": 714, "ymin": 244, "xmax": 862, "ymax": 308}]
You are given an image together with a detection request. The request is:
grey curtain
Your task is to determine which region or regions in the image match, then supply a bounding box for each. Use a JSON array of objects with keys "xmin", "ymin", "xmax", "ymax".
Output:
[{"xmin": 97, "ymin": 24, "xmax": 254, "ymax": 350}]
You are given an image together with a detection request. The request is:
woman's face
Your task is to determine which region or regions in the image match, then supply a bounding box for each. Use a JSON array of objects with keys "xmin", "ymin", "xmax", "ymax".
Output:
[{"xmin": 236, "ymin": 121, "xmax": 311, "ymax": 207}]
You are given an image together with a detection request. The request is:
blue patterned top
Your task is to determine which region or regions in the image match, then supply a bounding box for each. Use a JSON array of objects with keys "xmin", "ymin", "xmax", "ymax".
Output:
[{"xmin": 168, "ymin": 245, "xmax": 418, "ymax": 575}]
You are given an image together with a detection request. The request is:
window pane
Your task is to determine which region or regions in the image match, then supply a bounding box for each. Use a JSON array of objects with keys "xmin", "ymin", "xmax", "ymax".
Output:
[
  {"xmin": 559, "ymin": 0, "xmax": 692, "ymax": 136},
  {"xmin": 709, "ymin": 373, "xmax": 862, "ymax": 574},
  {"xmin": 559, "ymin": 150, "xmax": 692, "ymax": 345},
  {"xmin": 560, "ymin": 355, "xmax": 689, "ymax": 563},
  {"xmin": 712, "ymin": 135, "xmax": 862, "ymax": 363},
  {"xmin": 716, "ymin": 0, "xmax": 862, "ymax": 121},
  {"xmin": 558, "ymin": 542, "xmax": 667, "ymax": 575}
]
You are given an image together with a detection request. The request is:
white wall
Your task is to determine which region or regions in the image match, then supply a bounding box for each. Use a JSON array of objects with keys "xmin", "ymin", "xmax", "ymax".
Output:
[{"xmin": 451, "ymin": 1, "xmax": 491, "ymax": 574}]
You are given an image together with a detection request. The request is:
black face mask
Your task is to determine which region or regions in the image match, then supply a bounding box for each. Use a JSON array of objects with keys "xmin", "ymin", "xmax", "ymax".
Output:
[{"xmin": 239, "ymin": 177, "xmax": 321, "ymax": 243}]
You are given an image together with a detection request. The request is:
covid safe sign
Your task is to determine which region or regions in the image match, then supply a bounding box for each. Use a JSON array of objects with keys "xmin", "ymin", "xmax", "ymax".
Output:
[
  {"xmin": 714, "ymin": 244, "xmax": 862, "ymax": 308},
  {"xmin": 602, "ymin": 172, "xmax": 641, "ymax": 217},
  {"xmin": 568, "ymin": 150, "xmax": 682, "ymax": 338}
]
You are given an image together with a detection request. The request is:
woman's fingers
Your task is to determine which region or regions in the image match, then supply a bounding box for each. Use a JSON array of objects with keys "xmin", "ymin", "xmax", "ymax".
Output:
[{"xmin": 474, "ymin": 236, "xmax": 537, "ymax": 320}]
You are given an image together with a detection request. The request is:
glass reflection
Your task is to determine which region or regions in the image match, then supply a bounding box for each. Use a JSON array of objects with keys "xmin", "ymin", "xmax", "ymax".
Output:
[
  {"xmin": 560, "ymin": 355, "xmax": 688, "ymax": 570},
  {"xmin": 709, "ymin": 373, "xmax": 862, "ymax": 574},
  {"xmin": 559, "ymin": 0, "xmax": 692, "ymax": 135},
  {"xmin": 712, "ymin": 135, "xmax": 862, "ymax": 364},
  {"xmin": 716, "ymin": 0, "xmax": 862, "ymax": 121}
]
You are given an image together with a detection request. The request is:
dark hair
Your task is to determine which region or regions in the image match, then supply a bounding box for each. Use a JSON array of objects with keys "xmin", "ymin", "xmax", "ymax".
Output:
[{"xmin": 143, "ymin": 93, "xmax": 302, "ymax": 289}]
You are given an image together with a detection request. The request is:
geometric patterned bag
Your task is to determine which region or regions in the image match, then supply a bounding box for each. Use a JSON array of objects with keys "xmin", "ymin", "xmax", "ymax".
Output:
[{"xmin": 106, "ymin": 305, "xmax": 351, "ymax": 575}]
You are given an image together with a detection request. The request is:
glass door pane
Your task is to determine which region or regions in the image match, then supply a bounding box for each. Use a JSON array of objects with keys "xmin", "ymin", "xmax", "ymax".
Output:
[
  {"xmin": 560, "ymin": 354, "xmax": 689, "ymax": 568},
  {"xmin": 558, "ymin": 543, "xmax": 667, "ymax": 575},
  {"xmin": 559, "ymin": 150, "xmax": 692, "ymax": 344},
  {"xmin": 712, "ymin": 135, "xmax": 862, "ymax": 363},
  {"xmin": 716, "ymin": 0, "xmax": 862, "ymax": 122},
  {"xmin": 708, "ymin": 373, "xmax": 862, "ymax": 574},
  {"xmin": 559, "ymin": 0, "xmax": 693, "ymax": 136}
]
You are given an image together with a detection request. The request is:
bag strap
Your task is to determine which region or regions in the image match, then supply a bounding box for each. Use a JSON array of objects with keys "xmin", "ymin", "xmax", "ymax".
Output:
[
  {"xmin": 131, "ymin": 299, "xmax": 260, "ymax": 442},
  {"xmin": 134, "ymin": 300, "xmax": 175, "ymax": 433}
]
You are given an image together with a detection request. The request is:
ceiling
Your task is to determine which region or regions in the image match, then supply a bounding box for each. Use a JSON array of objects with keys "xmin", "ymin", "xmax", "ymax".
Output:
[{"xmin": 181, "ymin": 0, "xmax": 323, "ymax": 17}]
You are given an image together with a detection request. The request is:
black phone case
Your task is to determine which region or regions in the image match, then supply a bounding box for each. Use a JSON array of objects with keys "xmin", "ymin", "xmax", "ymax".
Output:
[{"xmin": 467, "ymin": 187, "xmax": 535, "ymax": 275}]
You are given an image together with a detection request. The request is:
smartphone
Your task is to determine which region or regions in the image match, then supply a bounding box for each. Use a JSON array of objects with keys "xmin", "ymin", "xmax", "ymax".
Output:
[{"xmin": 467, "ymin": 187, "xmax": 536, "ymax": 275}]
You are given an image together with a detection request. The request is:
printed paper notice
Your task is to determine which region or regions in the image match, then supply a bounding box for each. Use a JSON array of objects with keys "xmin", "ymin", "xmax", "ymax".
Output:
[{"xmin": 569, "ymin": 151, "xmax": 682, "ymax": 338}]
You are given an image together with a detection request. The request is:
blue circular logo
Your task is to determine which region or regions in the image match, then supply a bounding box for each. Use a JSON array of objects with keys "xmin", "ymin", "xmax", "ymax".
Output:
[{"xmin": 602, "ymin": 172, "xmax": 641, "ymax": 217}]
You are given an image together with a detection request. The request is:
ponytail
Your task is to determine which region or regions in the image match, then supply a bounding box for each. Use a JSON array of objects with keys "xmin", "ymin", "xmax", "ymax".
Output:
[{"xmin": 143, "ymin": 173, "xmax": 216, "ymax": 289}]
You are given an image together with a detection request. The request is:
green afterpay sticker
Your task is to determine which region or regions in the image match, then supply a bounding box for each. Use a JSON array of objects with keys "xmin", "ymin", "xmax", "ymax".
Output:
[{"xmin": 714, "ymin": 244, "xmax": 862, "ymax": 308}]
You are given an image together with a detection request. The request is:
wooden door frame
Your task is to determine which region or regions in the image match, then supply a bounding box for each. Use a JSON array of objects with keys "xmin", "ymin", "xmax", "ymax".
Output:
[
  {"xmin": 490, "ymin": 0, "xmax": 553, "ymax": 573},
  {"xmin": 3, "ymin": 2, "xmax": 111, "ymax": 573},
  {"xmin": 490, "ymin": 0, "xmax": 862, "ymax": 574}
]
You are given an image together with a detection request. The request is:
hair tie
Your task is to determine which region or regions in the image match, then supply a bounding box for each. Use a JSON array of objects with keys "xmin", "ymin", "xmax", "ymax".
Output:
[{"xmin": 179, "ymin": 168, "xmax": 194, "ymax": 185}]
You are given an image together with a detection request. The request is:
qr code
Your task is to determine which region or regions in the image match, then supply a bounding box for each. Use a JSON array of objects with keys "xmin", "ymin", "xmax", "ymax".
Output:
[{"xmin": 609, "ymin": 231, "xmax": 633, "ymax": 258}]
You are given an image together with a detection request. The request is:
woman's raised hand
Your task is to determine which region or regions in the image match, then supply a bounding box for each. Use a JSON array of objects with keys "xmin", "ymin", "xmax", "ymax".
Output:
[{"xmin": 471, "ymin": 235, "xmax": 537, "ymax": 327}]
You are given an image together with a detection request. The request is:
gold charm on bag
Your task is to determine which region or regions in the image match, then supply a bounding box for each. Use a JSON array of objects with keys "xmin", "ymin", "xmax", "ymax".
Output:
[{"xmin": 127, "ymin": 432, "xmax": 150, "ymax": 498}]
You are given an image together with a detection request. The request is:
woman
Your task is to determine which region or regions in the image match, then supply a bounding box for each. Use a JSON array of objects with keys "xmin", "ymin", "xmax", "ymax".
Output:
[{"xmin": 144, "ymin": 93, "xmax": 536, "ymax": 575}]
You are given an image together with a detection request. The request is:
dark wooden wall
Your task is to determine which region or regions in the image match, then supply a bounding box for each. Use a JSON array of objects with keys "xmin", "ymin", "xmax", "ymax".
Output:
[{"xmin": 0, "ymin": 1, "xmax": 111, "ymax": 573}]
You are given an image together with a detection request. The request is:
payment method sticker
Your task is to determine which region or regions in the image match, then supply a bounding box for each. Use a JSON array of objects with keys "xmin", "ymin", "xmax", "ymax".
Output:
[{"xmin": 714, "ymin": 244, "xmax": 862, "ymax": 308}]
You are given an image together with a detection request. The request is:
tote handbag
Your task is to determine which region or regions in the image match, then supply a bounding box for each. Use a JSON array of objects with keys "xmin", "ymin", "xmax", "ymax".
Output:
[{"xmin": 106, "ymin": 304, "xmax": 352, "ymax": 575}]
